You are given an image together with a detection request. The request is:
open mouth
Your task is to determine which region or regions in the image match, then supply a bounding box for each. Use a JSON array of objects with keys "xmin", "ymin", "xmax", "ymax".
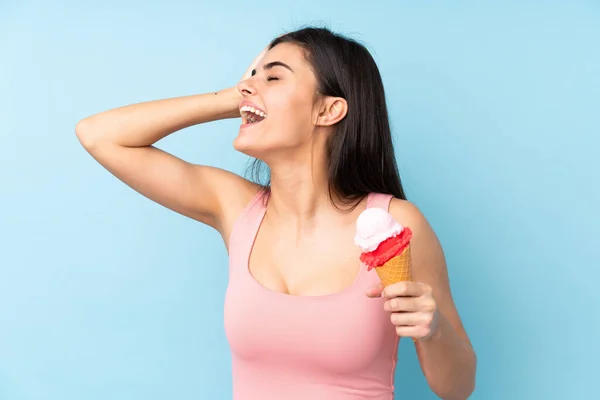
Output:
[{"xmin": 240, "ymin": 105, "xmax": 267, "ymax": 125}]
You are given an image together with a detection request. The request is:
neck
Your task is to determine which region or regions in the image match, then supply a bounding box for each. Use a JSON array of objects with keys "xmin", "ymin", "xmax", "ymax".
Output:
[{"xmin": 267, "ymin": 152, "xmax": 331, "ymax": 221}]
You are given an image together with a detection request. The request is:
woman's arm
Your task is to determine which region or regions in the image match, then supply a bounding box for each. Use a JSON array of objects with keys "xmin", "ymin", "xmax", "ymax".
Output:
[
  {"xmin": 75, "ymin": 88, "xmax": 259, "ymax": 236},
  {"xmin": 368, "ymin": 199, "xmax": 477, "ymax": 399},
  {"xmin": 75, "ymin": 48, "xmax": 269, "ymax": 240}
]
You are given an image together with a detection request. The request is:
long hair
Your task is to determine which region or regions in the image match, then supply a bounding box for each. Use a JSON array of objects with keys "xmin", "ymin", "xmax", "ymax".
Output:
[{"xmin": 246, "ymin": 26, "xmax": 407, "ymax": 208}]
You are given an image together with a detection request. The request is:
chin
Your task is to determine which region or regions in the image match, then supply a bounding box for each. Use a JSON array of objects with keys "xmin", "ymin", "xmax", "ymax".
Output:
[
  {"xmin": 233, "ymin": 134, "xmax": 267, "ymax": 159},
  {"xmin": 233, "ymin": 122, "xmax": 277, "ymax": 158},
  {"xmin": 233, "ymin": 121, "xmax": 301, "ymax": 161},
  {"xmin": 234, "ymin": 140, "xmax": 288, "ymax": 168},
  {"xmin": 233, "ymin": 133, "xmax": 255, "ymax": 153}
]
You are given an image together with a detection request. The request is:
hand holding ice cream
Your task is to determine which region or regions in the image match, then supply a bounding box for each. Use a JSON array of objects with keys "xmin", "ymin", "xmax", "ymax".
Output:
[{"xmin": 356, "ymin": 207, "xmax": 440, "ymax": 342}]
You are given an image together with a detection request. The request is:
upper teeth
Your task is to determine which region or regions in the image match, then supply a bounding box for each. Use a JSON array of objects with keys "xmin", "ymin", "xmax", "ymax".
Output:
[{"xmin": 240, "ymin": 105, "xmax": 267, "ymax": 118}]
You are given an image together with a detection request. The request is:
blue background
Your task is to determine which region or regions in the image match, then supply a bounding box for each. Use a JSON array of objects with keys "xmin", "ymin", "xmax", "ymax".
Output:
[{"xmin": 1, "ymin": 1, "xmax": 598, "ymax": 399}]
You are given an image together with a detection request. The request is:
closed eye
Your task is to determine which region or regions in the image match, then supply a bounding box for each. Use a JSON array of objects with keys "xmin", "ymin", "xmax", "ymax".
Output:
[{"xmin": 267, "ymin": 76, "xmax": 279, "ymax": 81}]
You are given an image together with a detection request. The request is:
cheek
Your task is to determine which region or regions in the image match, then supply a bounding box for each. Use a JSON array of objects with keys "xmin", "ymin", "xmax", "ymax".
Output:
[
  {"xmin": 262, "ymin": 87, "xmax": 316, "ymax": 144},
  {"xmin": 270, "ymin": 86, "xmax": 315, "ymax": 122},
  {"xmin": 268, "ymin": 102, "xmax": 311, "ymax": 132}
]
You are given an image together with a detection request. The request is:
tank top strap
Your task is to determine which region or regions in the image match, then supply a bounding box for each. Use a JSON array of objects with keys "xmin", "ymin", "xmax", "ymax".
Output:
[
  {"xmin": 366, "ymin": 192, "xmax": 393, "ymax": 212},
  {"xmin": 227, "ymin": 187, "xmax": 269, "ymax": 273}
]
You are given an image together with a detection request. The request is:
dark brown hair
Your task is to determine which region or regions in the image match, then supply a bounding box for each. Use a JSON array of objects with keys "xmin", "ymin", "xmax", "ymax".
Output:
[{"xmin": 246, "ymin": 26, "xmax": 407, "ymax": 207}]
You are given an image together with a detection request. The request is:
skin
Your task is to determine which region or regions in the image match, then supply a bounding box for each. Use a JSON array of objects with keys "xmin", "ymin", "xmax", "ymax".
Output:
[{"xmin": 76, "ymin": 42, "xmax": 476, "ymax": 399}]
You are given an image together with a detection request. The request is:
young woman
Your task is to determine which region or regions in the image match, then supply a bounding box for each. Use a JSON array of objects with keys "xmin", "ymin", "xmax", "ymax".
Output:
[{"xmin": 76, "ymin": 27, "xmax": 476, "ymax": 400}]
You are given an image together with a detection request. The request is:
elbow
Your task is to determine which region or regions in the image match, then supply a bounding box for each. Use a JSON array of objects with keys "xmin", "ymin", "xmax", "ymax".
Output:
[
  {"xmin": 430, "ymin": 352, "xmax": 477, "ymax": 400},
  {"xmin": 431, "ymin": 381, "xmax": 475, "ymax": 400},
  {"xmin": 434, "ymin": 381, "xmax": 475, "ymax": 400},
  {"xmin": 75, "ymin": 118, "xmax": 99, "ymax": 151}
]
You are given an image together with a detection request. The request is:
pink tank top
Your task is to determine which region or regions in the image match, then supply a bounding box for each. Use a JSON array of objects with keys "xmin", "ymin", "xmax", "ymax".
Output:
[{"xmin": 224, "ymin": 189, "xmax": 401, "ymax": 400}]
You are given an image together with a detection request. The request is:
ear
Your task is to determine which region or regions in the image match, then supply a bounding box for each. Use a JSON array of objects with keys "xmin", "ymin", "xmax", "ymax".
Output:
[{"xmin": 314, "ymin": 97, "xmax": 348, "ymax": 127}]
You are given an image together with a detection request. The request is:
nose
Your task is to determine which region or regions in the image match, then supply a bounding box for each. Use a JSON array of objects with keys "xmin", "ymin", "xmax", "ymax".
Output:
[{"xmin": 237, "ymin": 78, "xmax": 257, "ymax": 97}]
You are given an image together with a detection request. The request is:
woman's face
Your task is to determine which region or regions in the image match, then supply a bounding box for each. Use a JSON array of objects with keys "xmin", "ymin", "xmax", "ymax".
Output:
[{"xmin": 233, "ymin": 43, "xmax": 321, "ymax": 161}]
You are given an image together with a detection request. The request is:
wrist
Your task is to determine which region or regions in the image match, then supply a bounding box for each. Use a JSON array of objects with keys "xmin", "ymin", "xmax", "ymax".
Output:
[{"xmin": 216, "ymin": 87, "xmax": 242, "ymax": 119}]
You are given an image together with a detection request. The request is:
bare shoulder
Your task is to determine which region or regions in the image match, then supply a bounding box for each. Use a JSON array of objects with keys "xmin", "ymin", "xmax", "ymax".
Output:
[
  {"xmin": 200, "ymin": 165, "xmax": 263, "ymax": 239},
  {"xmin": 388, "ymin": 197, "xmax": 448, "ymax": 278},
  {"xmin": 388, "ymin": 198, "xmax": 429, "ymax": 229},
  {"xmin": 196, "ymin": 164, "xmax": 261, "ymax": 206}
]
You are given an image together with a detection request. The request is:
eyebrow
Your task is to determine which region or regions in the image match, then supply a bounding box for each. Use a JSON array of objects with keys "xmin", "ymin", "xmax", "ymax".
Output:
[{"xmin": 262, "ymin": 61, "xmax": 294, "ymax": 73}]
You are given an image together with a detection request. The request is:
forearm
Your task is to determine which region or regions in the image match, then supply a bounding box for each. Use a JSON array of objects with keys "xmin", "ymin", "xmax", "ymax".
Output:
[
  {"xmin": 76, "ymin": 87, "xmax": 240, "ymax": 148},
  {"xmin": 416, "ymin": 314, "xmax": 476, "ymax": 399}
]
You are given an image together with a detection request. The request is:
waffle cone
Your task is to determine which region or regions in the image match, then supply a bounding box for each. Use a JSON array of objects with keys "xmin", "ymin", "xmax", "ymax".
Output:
[{"xmin": 375, "ymin": 245, "xmax": 412, "ymax": 286}]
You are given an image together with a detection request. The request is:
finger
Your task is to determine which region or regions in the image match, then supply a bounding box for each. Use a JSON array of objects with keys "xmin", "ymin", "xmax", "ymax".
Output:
[
  {"xmin": 395, "ymin": 325, "xmax": 432, "ymax": 339},
  {"xmin": 383, "ymin": 297, "xmax": 420, "ymax": 313},
  {"xmin": 382, "ymin": 281, "xmax": 427, "ymax": 299},
  {"xmin": 390, "ymin": 311, "xmax": 433, "ymax": 327},
  {"xmin": 384, "ymin": 296, "xmax": 436, "ymax": 313},
  {"xmin": 365, "ymin": 283, "xmax": 384, "ymax": 298},
  {"xmin": 241, "ymin": 46, "xmax": 270, "ymax": 81}
]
